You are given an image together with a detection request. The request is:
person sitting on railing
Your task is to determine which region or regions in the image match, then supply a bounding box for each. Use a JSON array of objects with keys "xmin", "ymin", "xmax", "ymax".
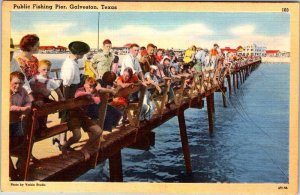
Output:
[
  {"xmin": 10, "ymin": 71, "xmax": 32, "ymax": 174},
  {"xmin": 29, "ymin": 60, "xmax": 65, "ymax": 135},
  {"xmin": 60, "ymin": 77, "xmax": 103, "ymax": 160}
]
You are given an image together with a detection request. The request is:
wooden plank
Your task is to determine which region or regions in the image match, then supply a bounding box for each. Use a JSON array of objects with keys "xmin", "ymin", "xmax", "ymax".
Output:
[
  {"xmin": 35, "ymin": 96, "xmax": 93, "ymax": 117},
  {"xmin": 35, "ymin": 123, "xmax": 68, "ymax": 142}
]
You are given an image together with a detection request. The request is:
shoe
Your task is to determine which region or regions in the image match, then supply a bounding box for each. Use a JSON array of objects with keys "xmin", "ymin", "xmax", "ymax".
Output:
[{"xmin": 52, "ymin": 138, "xmax": 60, "ymax": 146}]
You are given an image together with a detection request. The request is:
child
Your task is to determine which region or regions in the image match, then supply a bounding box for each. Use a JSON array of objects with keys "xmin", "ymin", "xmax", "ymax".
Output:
[
  {"xmin": 10, "ymin": 71, "xmax": 32, "ymax": 176},
  {"xmin": 10, "ymin": 71, "xmax": 31, "ymax": 140},
  {"xmin": 29, "ymin": 60, "xmax": 65, "ymax": 132},
  {"xmin": 60, "ymin": 77, "xmax": 102, "ymax": 160},
  {"xmin": 83, "ymin": 52, "xmax": 97, "ymax": 79}
]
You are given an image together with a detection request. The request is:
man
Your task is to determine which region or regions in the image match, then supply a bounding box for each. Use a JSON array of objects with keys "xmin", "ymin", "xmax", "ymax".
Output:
[
  {"xmin": 92, "ymin": 39, "xmax": 114, "ymax": 79},
  {"xmin": 146, "ymin": 43, "xmax": 157, "ymax": 66},
  {"xmin": 120, "ymin": 43, "xmax": 145, "ymax": 82},
  {"xmin": 209, "ymin": 43, "xmax": 220, "ymax": 69}
]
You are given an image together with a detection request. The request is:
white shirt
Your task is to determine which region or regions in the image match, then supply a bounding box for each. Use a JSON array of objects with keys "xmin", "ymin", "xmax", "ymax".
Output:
[
  {"xmin": 120, "ymin": 54, "xmax": 142, "ymax": 75},
  {"xmin": 29, "ymin": 74, "xmax": 60, "ymax": 91},
  {"xmin": 60, "ymin": 56, "xmax": 81, "ymax": 86}
]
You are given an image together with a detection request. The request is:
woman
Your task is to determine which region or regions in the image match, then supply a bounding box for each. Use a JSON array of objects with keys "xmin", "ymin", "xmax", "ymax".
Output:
[{"xmin": 11, "ymin": 34, "xmax": 49, "ymax": 101}]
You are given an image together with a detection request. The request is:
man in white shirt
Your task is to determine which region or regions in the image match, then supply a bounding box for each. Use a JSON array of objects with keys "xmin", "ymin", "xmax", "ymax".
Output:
[{"xmin": 120, "ymin": 43, "xmax": 145, "ymax": 82}]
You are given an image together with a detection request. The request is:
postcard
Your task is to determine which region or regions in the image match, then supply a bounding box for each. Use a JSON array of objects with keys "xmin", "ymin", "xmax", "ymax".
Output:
[{"xmin": 1, "ymin": 1, "xmax": 299, "ymax": 194}]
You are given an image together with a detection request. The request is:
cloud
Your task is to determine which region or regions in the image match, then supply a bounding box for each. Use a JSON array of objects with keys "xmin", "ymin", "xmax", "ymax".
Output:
[
  {"xmin": 11, "ymin": 23, "xmax": 289, "ymax": 51},
  {"xmin": 229, "ymin": 24, "xmax": 256, "ymax": 36}
]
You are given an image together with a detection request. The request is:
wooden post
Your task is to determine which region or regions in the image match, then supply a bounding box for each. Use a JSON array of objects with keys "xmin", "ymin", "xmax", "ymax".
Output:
[
  {"xmin": 159, "ymin": 78, "xmax": 171, "ymax": 116},
  {"xmin": 233, "ymin": 73, "xmax": 236, "ymax": 93},
  {"xmin": 236, "ymin": 71, "xmax": 239, "ymax": 89},
  {"xmin": 177, "ymin": 109, "xmax": 192, "ymax": 174},
  {"xmin": 226, "ymin": 75, "xmax": 232, "ymax": 96},
  {"xmin": 206, "ymin": 94, "xmax": 214, "ymax": 134},
  {"xmin": 109, "ymin": 151, "xmax": 123, "ymax": 182},
  {"xmin": 211, "ymin": 93, "xmax": 215, "ymax": 113},
  {"xmin": 222, "ymin": 89, "xmax": 227, "ymax": 107},
  {"xmin": 239, "ymin": 71, "xmax": 243, "ymax": 84},
  {"xmin": 94, "ymin": 92, "xmax": 109, "ymax": 167}
]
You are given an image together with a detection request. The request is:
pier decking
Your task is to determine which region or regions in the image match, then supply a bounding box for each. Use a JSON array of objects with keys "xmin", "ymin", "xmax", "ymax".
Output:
[{"xmin": 10, "ymin": 59, "xmax": 261, "ymax": 182}]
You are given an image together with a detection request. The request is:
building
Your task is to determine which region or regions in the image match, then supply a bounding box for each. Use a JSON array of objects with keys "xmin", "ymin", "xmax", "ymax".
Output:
[
  {"xmin": 242, "ymin": 44, "xmax": 266, "ymax": 56},
  {"xmin": 265, "ymin": 50, "xmax": 280, "ymax": 57},
  {"xmin": 266, "ymin": 50, "xmax": 290, "ymax": 57},
  {"xmin": 112, "ymin": 43, "xmax": 131, "ymax": 55}
]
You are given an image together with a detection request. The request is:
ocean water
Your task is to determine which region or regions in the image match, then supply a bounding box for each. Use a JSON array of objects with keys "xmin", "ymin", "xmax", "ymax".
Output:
[{"xmin": 73, "ymin": 63, "xmax": 289, "ymax": 183}]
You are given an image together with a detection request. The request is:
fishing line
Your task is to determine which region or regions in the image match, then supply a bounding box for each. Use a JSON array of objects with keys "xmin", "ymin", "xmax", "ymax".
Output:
[{"xmin": 216, "ymin": 69, "xmax": 289, "ymax": 180}]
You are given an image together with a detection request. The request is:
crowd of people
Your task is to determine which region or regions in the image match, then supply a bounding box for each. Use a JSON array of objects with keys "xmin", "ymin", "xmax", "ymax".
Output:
[{"xmin": 9, "ymin": 34, "xmax": 258, "ymax": 175}]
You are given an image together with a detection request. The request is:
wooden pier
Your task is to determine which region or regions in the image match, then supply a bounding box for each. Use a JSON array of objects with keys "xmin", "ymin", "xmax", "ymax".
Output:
[{"xmin": 10, "ymin": 59, "xmax": 261, "ymax": 182}]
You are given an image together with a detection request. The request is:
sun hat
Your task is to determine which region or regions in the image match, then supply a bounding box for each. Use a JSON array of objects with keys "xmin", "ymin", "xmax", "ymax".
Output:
[{"xmin": 68, "ymin": 41, "xmax": 90, "ymax": 55}]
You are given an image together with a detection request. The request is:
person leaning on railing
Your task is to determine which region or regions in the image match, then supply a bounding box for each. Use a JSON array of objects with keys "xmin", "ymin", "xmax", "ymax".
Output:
[{"xmin": 60, "ymin": 77, "xmax": 102, "ymax": 161}]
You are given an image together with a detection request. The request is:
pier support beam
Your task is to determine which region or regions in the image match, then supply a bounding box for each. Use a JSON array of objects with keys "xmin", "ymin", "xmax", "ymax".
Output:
[
  {"xmin": 211, "ymin": 93, "xmax": 215, "ymax": 113},
  {"xmin": 206, "ymin": 94, "xmax": 214, "ymax": 134},
  {"xmin": 236, "ymin": 71, "xmax": 239, "ymax": 89},
  {"xmin": 233, "ymin": 73, "xmax": 236, "ymax": 93},
  {"xmin": 109, "ymin": 151, "xmax": 123, "ymax": 182},
  {"xmin": 226, "ymin": 75, "xmax": 232, "ymax": 96},
  {"xmin": 222, "ymin": 89, "xmax": 227, "ymax": 108},
  {"xmin": 177, "ymin": 109, "xmax": 192, "ymax": 174}
]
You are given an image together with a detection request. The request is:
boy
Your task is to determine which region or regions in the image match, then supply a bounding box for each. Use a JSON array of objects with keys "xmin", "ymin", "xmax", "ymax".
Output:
[
  {"xmin": 29, "ymin": 59, "xmax": 65, "ymax": 105},
  {"xmin": 29, "ymin": 60, "xmax": 65, "ymax": 133},
  {"xmin": 60, "ymin": 77, "xmax": 102, "ymax": 160},
  {"xmin": 10, "ymin": 71, "xmax": 31, "ymax": 177}
]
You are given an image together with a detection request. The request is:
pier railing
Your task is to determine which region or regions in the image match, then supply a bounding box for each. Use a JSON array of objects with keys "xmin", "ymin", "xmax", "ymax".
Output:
[{"xmin": 10, "ymin": 58, "xmax": 261, "ymax": 181}]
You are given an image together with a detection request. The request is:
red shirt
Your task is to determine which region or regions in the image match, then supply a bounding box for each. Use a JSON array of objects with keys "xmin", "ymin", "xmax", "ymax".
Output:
[{"xmin": 117, "ymin": 74, "xmax": 139, "ymax": 84}]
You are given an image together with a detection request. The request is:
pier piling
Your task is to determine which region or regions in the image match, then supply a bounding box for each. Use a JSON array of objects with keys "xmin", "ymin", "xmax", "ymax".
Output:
[
  {"xmin": 177, "ymin": 109, "xmax": 192, "ymax": 174},
  {"xmin": 206, "ymin": 94, "xmax": 214, "ymax": 134},
  {"xmin": 109, "ymin": 151, "xmax": 123, "ymax": 182}
]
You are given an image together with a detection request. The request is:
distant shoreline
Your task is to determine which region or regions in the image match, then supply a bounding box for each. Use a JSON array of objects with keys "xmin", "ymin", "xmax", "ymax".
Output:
[{"xmin": 261, "ymin": 57, "xmax": 290, "ymax": 63}]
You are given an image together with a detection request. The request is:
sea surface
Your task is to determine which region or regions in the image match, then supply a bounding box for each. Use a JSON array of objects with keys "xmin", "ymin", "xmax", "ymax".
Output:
[{"xmin": 65, "ymin": 62, "xmax": 289, "ymax": 183}]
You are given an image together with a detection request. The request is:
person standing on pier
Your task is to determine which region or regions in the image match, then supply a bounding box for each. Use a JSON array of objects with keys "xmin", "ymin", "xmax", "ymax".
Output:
[
  {"xmin": 209, "ymin": 43, "xmax": 222, "ymax": 69},
  {"xmin": 120, "ymin": 43, "xmax": 146, "ymax": 83},
  {"xmin": 91, "ymin": 39, "xmax": 114, "ymax": 80},
  {"xmin": 83, "ymin": 52, "xmax": 97, "ymax": 79},
  {"xmin": 55, "ymin": 41, "xmax": 90, "ymax": 147}
]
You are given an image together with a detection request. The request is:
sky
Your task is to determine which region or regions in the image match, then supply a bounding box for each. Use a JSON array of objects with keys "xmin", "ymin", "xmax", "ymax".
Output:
[{"xmin": 11, "ymin": 12, "xmax": 290, "ymax": 51}]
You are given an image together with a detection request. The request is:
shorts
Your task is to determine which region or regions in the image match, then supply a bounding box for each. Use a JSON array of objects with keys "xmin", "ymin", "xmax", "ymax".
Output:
[{"xmin": 10, "ymin": 122, "xmax": 24, "ymax": 137}]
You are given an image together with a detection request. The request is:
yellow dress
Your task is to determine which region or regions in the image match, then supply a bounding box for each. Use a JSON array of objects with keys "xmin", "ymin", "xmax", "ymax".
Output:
[{"xmin": 84, "ymin": 60, "xmax": 96, "ymax": 78}]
